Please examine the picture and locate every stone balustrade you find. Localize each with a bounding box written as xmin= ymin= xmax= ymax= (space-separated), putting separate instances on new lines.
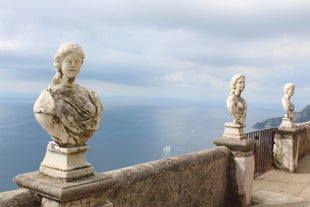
xmin=2 ymin=146 xmax=234 ymax=207
xmin=1 ymin=124 xmax=310 ymax=207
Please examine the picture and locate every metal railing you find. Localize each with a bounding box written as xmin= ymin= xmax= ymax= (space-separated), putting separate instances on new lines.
xmin=247 ymin=127 xmax=276 ymax=178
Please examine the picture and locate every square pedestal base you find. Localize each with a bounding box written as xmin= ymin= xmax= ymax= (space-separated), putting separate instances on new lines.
xmin=40 ymin=141 xmax=94 ymax=181
xmin=223 ymin=122 xmax=246 ymax=140
xmin=279 ymin=117 xmax=294 ymax=128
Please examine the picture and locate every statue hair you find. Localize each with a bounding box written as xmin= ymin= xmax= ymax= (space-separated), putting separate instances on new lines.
xmin=49 ymin=42 xmax=85 ymax=88
xmin=229 ymin=74 xmax=245 ymax=95
xmin=284 ymin=83 xmax=295 ymax=94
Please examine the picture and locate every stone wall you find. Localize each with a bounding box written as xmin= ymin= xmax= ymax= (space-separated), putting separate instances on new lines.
xmin=1 ymin=146 xmax=231 ymax=207
xmin=297 ymin=121 xmax=310 ymax=159
xmin=0 ymin=189 xmax=40 ymax=207
xmin=103 ymin=146 xmax=231 ymax=207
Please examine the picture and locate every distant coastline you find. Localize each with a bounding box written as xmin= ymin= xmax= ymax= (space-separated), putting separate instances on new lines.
xmin=253 ymin=105 xmax=310 ymax=130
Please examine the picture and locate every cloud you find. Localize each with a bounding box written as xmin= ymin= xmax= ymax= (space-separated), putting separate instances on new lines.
xmin=0 ymin=0 xmax=309 ymax=106
xmin=163 ymin=70 xmax=227 ymax=88
xmin=0 ymin=40 xmax=23 ymax=52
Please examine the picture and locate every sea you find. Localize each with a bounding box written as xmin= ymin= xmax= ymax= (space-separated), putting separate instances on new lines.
xmin=0 ymin=96 xmax=283 ymax=191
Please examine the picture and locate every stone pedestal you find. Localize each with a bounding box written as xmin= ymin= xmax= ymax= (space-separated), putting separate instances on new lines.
xmin=39 ymin=141 xmax=94 ymax=181
xmin=214 ymin=124 xmax=256 ymax=207
xmin=223 ymin=122 xmax=247 ymax=140
xmin=273 ymin=127 xmax=299 ymax=172
xmin=279 ymin=117 xmax=294 ymax=128
xmin=14 ymin=171 xmax=114 ymax=206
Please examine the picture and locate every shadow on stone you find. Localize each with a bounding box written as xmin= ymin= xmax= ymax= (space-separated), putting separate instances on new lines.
xmin=296 ymin=154 xmax=310 ymax=174
xmin=223 ymin=153 xmax=243 ymax=207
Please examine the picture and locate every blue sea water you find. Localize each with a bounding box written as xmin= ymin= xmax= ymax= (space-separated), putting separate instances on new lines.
xmin=0 ymin=96 xmax=282 ymax=191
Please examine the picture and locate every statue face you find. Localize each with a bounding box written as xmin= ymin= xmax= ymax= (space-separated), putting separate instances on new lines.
xmin=236 ymin=77 xmax=245 ymax=92
xmin=288 ymin=87 xmax=295 ymax=97
xmin=61 ymin=53 xmax=83 ymax=78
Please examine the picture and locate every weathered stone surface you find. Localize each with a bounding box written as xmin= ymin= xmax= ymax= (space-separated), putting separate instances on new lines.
xmin=223 ymin=122 xmax=247 ymax=140
xmin=34 ymin=42 xmax=103 ymax=147
xmin=235 ymin=155 xmax=255 ymax=205
xmin=0 ymin=189 xmax=41 ymax=207
xmin=41 ymin=196 xmax=113 ymax=207
xmin=103 ymin=146 xmax=231 ymax=207
xmin=213 ymin=136 xmax=256 ymax=153
xmin=14 ymin=172 xmax=115 ymax=203
xmin=39 ymin=141 xmax=94 ymax=181
xmin=226 ymin=74 xmax=247 ymax=125
xmin=13 ymin=147 xmax=232 ymax=207
xmin=296 ymin=122 xmax=310 ymax=158
xmin=280 ymin=117 xmax=294 ymax=128
xmin=274 ymin=127 xmax=301 ymax=172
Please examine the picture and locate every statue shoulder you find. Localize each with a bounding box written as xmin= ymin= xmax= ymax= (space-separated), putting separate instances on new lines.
xmin=90 ymin=89 xmax=103 ymax=114
xmin=78 ymin=85 xmax=103 ymax=114
xmin=226 ymin=94 xmax=237 ymax=106
xmin=33 ymin=89 xmax=55 ymax=114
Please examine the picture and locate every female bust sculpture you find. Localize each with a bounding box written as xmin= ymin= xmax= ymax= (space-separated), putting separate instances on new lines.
xmin=34 ymin=42 xmax=103 ymax=147
xmin=226 ymin=74 xmax=247 ymax=125
xmin=282 ymin=83 xmax=295 ymax=119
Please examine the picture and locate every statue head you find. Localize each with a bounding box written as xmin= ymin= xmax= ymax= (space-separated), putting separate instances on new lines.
xmin=230 ymin=74 xmax=245 ymax=95
xmin=283 ymin=82 xmax=295 ymax=97
xmin=53 ymin=42 xmax=84 ymax=70
xmin=50 ymin=42 xmax=85 ymax=87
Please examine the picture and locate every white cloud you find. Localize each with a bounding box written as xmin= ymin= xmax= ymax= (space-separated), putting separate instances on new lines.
xmin=79 ymin=78 xmax=228 ymax=102
xmin=0 ymin=40 xmax=22 ymax=51
xmin=163 ymin=71 xmax=226 ymax=88
xmin=0 ymin=0 xmax=309 ymax=106
xmin=0 ymin=79 xmax=46 ymax=95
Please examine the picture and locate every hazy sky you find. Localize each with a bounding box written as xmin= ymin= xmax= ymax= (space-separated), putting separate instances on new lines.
xmin=0 ymin=0 xmax=310 ymax=108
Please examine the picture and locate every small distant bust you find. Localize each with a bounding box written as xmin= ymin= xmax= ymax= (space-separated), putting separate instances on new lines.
xmin=226 ymin=74 xmax=247 ymax=125
xmin=33 ymin=42 xmax=103 ymax=147
xmin=282 ymin=83 xmax=295 ymax=119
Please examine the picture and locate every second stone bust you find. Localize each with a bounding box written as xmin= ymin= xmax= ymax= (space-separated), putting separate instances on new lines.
xmin=282 ymin=82 xmax=295 ymax=119
xmin=226 ymin=74 xmax=247 ymax=125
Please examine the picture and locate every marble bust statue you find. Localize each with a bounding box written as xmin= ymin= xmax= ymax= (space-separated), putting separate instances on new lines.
xmin=33 ymin=42 xmax=103 ymax=147
xmin=226 ymin=74 xmax=247 ymax=125
xmin=282 ymin=83 xmax=295 ymax=119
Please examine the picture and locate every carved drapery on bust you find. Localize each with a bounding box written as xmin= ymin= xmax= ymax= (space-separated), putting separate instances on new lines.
xmin=226 ymin=74 xmax=247 ymax=125
xmin=282 ymin=83 xmax=295 ymax=119
xmin=34 ymin=42 xmax=103 ymax=147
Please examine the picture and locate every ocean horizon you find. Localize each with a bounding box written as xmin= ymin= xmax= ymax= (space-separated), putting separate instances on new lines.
xmin=0 ymin=95 xmax=283 ymax=191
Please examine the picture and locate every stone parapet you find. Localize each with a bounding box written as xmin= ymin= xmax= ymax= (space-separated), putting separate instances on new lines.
xmin=103 ymin=146 xmax=231 ymax=207
xmin=12 ymin=147 xmax=231 ymax=207
xmin=0 ymin=189 xmax=41 ymax=207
